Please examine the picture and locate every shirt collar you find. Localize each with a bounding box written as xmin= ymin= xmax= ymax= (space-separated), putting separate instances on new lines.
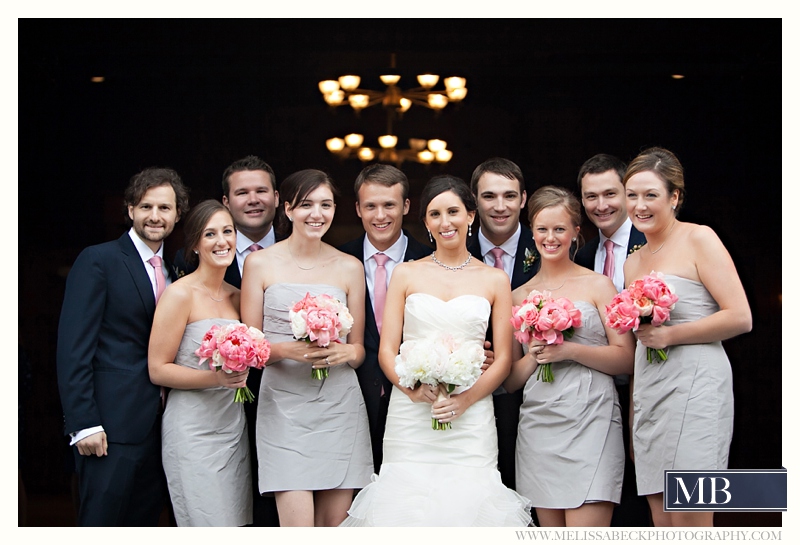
xmin=601 ymin=217 xmax=633 ymax=248
xmin=478 ymin=223 xmax=521 ymax=258
xmin=364 ymin=232 xmax=407 ymax=263
xmin=236 ymin=227 xmax=275 ymax=254
xmin=128 ymin=227 xmax=163 ymax=261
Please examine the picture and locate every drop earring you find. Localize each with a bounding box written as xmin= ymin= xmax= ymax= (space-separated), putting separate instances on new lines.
xmin=468 ymin=224 xmax=472 ymax=237
xmin=428 ymin=230 xmax=433 ymax=243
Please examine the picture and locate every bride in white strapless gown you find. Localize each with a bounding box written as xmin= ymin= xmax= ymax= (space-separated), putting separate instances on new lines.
xmin=341 ymin=174 xmax=532 ymax=527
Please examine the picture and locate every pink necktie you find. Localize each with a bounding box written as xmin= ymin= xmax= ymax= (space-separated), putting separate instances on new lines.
xmin=490 ymin=247 xmax=505 ymax=270
xmin=603 ymin=239 xmax=615 ymax=279
xmin=247 ymin=243 xmax=262 ymax=253
xmin=373 ymin=253 xmax=389 ymax=333
xmin=148 ymin=256 xmax=166 ymax=303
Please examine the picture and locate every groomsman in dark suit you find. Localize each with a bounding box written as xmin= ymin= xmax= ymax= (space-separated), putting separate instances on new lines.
xmin=467 ymin=157 xmax=539 ymax=492
xmin=574 ymin=154 xmax=645 ymax=291
xmin=573 ymin=153 xmax=650 ymax=526
xmin=57 ymin=167 xmax=189 ymax=526
xmin=174 ymin=154 xmax=283 ymax=526
xmin=339 ymin=164 xmax=432 ymax=471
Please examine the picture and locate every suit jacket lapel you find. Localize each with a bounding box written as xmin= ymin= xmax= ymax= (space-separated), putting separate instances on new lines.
xmin=352 ymin=235 xmax=380 ymax=344
xmin=118 ymin=234 xmax=156 ymax=316
xmin=511 ymin=225 xmax=538 ymax=289
xmin=627 ymin=226 xmax=647 ymax=254
xmin=224 ymin=262 xmax=242 ymax=289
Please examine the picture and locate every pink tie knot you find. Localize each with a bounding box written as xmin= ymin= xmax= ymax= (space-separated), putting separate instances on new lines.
xmin=373 ymin=252 xmax=389 ymax=267
xmin=247 ymin=243 xmax=263 ymax=253
xmin=490 ymin=247 xmax=505 ymax=269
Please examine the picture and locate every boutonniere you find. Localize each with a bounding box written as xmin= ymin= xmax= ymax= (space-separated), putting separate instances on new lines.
xmin=628 ymin=244 xmax=644 ymax=256
xmin=174 ymin=265 xmax=186 ymax=279
xmin=523 ymin=247 xmax=538 ymax=273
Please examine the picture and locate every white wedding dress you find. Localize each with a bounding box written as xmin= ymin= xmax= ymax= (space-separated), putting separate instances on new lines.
xmin=341 ymin=293 xmax=532 ymax=527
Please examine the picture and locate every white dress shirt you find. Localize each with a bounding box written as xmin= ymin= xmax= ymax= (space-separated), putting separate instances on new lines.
xmin=363 ymin=233 xmax=408 ymax=314
xmin=592 ymin=218 xmax=634 ymax=386
xmin=593 ymin=218 xmax=634 ymax=293
xmin=477 ymin=224 xmax=521 ymax=282
xmin=236 ymin=228 xmax=276 ymax=275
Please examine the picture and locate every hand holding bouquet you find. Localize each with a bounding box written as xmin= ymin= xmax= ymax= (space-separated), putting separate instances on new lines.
xmin=605 ymin=271 xmax=679 ymax=363
xmin=289 ymin=292 xmax=354 ymax=379
xmin=394 ymin=333 xmax=485 ymax=430
xmin=195 ymin=322 xmax=271 ymax=402
xmin=510 ymin=290 xmax=582 ymax=382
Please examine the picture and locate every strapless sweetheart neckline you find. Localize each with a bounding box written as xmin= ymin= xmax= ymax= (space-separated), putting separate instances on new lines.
xmin=407 ymin=292 xmax=490 ymax=306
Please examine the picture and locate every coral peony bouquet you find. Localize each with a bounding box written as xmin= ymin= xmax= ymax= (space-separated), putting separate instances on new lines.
xmin=289 ymin=292 xmax=354 ymax=379
xmin=510 ymin=290 xmax=582 ymax=383
xmin=605 ymin=271 xmax=679 ymax=363
xmin=195 ymin=322 xmax=271 ymax=402
xmin=394 ymin=333 xmax=486 ymax=430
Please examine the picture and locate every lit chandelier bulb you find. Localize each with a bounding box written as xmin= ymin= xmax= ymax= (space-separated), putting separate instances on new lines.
xmin=427 ymin=94 xmax=448 ymax=110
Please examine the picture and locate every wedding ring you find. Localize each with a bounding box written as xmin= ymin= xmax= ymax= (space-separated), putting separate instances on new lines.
xmin=325 ymin=358 xmax=330 ymax=365
xmin=451 ymin=410 xmax=456 ymax=417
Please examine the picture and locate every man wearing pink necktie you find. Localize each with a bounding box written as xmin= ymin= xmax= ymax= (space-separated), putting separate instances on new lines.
xmin=466 ymin=157 xmax=539 ymax=494
xmin=339 ymin=164 xmax=432 ymax=472
xmin=172 ymin=155 xmax=284 ymax=526
xmin=57 ymin=168 xmax=188 ymax=526
xmin=573 ymin=153 xmax=649 ymax=527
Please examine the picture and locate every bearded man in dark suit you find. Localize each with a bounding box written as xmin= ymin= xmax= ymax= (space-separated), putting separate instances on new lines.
xmin=57 ymin=167 xmax=189 ymax=526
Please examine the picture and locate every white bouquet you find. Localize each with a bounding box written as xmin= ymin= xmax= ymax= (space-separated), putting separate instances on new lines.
xmin=394 ymin=333 xmax=485 ymax=430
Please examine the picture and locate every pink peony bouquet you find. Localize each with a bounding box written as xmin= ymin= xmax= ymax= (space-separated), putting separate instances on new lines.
xmin=395 ymin=332 xmax=486 ymax=430
xmin=510 ymin=290 xmax=582 ymax=383
xmin=289 ymin=292 xmax=354 ymax=380
xmin=605 ymin=271 xmax=679 ymax=363
xmin=195 ymin=322 xmax=271 ymax=402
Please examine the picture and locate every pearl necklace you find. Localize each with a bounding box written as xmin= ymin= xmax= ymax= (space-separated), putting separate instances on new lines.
xmin=431 ymin=252 xmax=472 ymax=271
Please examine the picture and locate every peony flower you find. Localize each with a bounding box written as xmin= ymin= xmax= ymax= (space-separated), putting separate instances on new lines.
xmin=194 ymin=321 xmax=271 ymax=403
xmin=509 ymin=290 xmax=582 ymax=383
xmin=605 ymin=291 xmax=640 ymax=334
xmin=289 ymin=292 xmax=354 ymax=379
xmin=604 ymin=271 xmax=679 ymax=363
xmin=395 ymin=333 xmax=486 ymax=430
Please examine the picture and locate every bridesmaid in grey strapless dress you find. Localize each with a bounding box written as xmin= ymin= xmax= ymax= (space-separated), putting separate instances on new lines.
xmin=632 ymin=275 xmax=734 ymax=495
xmin=161 ymin=318 xmax=253 ymax=526
xmin=516 ymin=301 xmax=625 ymax=509
xmin=256 ymin=283 xmax=373 ymax=493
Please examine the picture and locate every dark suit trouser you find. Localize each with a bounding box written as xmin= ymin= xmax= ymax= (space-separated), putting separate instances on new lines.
xmin=493 ymin=389 xmax=523 ymax=491
xmin=371 ymin=391 xmax=391 ymax=473
xmin=244 ymin=368 xmax=280 ymax=526
xmin=74 ymin=425 xmax=166 ymax=526
xmin=610 ymin=382 xmax=652 ymax=527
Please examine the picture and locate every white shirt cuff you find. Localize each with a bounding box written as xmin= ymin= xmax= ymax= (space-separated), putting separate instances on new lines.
xmin=70 ymin=426 xmax=105 ymax=446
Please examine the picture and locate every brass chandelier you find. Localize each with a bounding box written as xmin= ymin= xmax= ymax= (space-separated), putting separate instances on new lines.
xmin=320 ymin=54 xmax=466 ymax=165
